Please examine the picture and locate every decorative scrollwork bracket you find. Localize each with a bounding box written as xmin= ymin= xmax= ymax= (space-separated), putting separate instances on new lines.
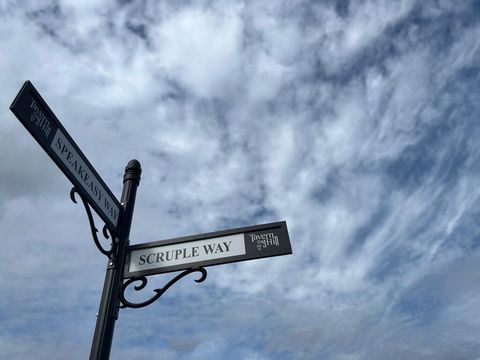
xmin=70 ymin=187 xmax=117 ymax=258
xmin=119 ymin=267 xmax=208 ymax=309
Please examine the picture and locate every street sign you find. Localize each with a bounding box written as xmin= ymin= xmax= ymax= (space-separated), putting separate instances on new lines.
xmin=9 ymin=81 xmax=121 ymax=232
xmin=124 ymin=221 xmax=292 ymax=278
xmin=8 ymin=81 xmax=293 ymax=359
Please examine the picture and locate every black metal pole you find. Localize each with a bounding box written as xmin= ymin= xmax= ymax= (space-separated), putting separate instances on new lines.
xmin=90 ymin=160 xmax=142 ymax=360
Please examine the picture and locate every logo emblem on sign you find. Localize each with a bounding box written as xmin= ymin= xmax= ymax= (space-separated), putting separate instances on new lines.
xmin=249 ymin=233 xmax=280 ymax=251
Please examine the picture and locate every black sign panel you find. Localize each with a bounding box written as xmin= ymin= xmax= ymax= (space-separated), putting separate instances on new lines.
xmin=9 ymin=81 xmax=121 ymax=232
xmin=124 ymin=221 xmax=292 ymax=278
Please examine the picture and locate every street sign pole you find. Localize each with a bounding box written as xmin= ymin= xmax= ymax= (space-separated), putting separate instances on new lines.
xmin=89 ymin=160 xmax=142 ymax=360
xmin=9 ymin=81 xmax=293 ymax=359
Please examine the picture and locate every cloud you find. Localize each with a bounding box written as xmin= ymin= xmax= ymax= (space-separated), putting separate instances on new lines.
xmin=151 ymin=7 xmax=244 ymax=98
xmin=1 ymin=1 xmax=480 ymax=359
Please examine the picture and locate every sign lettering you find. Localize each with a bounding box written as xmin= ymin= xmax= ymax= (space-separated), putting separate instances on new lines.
xmin=51 ymin=130 xmax=119 ymax=225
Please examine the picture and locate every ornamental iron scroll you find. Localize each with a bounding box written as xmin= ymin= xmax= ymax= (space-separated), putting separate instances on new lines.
xmin=119 ymin=267 xmax=208 ymax=309
xmin=70 ymin=187 xmax=117 ymax=257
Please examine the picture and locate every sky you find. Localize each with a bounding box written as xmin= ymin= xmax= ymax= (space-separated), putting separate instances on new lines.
xmin=1 ymin=0 xmax=480 ymax=359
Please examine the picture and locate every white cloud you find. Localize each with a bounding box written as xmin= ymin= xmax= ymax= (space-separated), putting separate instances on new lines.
xmin=151 ymin=7 xmax=244 ymax=98
xmin=343 ymin=1 xmax=414 ymax=53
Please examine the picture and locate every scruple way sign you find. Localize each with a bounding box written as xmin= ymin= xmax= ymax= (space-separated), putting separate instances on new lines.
xmin=125 ymin=221 xmax=292 ymax=278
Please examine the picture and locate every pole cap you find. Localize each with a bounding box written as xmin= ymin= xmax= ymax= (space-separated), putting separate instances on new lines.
xmin=123 ymin=159 xmax=142 ymax=185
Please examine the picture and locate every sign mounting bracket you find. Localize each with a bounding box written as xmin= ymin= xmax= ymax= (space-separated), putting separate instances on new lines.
xmin=119 ymin=267 xmax=207 ymax=309
xmin=70 ymin=187 xmax=118 ymax=258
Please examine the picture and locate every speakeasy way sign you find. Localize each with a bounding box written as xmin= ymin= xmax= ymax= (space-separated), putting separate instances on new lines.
xmin=10 ymin=81 xmax=121 ymax=232
xmin=125 ymin=221 xmax=291 ymax=278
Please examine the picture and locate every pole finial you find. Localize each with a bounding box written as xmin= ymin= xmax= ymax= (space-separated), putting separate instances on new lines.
xmin=123 ymin=159 xmax=142 ymax=185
